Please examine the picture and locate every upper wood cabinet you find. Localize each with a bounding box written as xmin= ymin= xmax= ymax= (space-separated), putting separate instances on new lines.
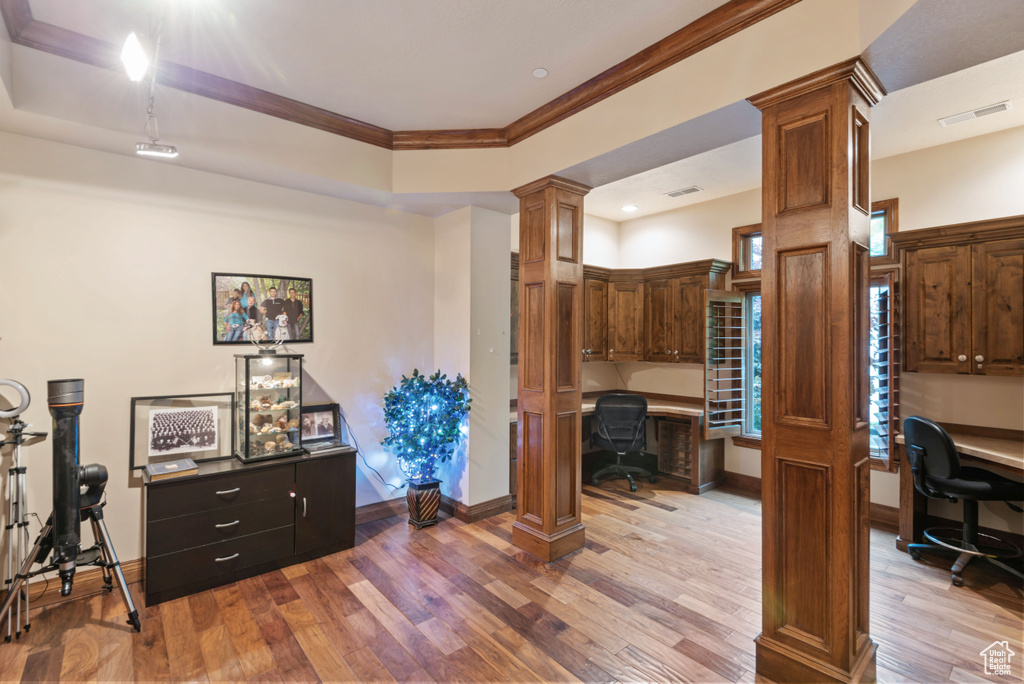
xmin=893 ymin=217 xmax=1024 ymax=376
xmin=641 ymin=262 xmax=729 ymax=364
xmin=583 ymin=278 xmax=608 ymax=361
xmin=608 ymin=280 xmax=645 ymax=361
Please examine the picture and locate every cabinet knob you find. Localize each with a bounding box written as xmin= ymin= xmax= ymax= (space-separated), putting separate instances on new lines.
xmin=957 ymin=355 xmax=967 ymax=362
xmin=975 ymin=355 xmax=984 ymax=362
xmin=674 ymin=350 xmax=679 ymax=355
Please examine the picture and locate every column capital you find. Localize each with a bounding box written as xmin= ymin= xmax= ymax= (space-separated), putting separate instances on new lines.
xmin=512 ymin=175 xmax=592 ymax=199
xmin=748 ymin=57 xmax=886 ymax=110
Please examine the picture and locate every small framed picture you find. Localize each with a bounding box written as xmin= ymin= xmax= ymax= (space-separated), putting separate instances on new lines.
xmin=130 ymin=393 xmax=234 ymax=471
xmin=212 ymin=273 xmax=313 ymax=345
xmin=300 ymin=403 xmax=342 ymax=448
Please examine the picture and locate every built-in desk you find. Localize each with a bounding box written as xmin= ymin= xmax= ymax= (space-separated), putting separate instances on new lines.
xmin=509 ymin=394 xmax=723 ymax=494
xmin=895 ymin=430 xmax=1024 ymax=551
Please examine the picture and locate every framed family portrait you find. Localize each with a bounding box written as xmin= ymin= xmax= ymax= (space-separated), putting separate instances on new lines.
xmin=129 ymin=393 xmax=234 ymax=471
xmin=212 ymin=272 xmax=313 ymax=345
xmin=300 ymin=403 xmax=343 ymax=449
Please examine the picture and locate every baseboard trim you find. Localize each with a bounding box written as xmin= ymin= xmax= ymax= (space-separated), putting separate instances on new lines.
xmin=440 ymin=493 xmax=516 ymax=523
xmin=355 ymin=497 xmax=407 ymax=526
xmin=2 ymin=557 xmax=144 ymax=612
xmin=870 ymin=503 xmax=899 ymax=532
xmin=724 ymin=471 xmax=762 ymax=494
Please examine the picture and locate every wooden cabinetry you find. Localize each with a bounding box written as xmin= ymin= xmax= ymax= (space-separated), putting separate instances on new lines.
xmin=894 ymin=217 xmax=1024 ymax=376
xmin=510 ymin=254 xmax=731 ymax=365
xmin=656 ymin=415 xmax=724 ymax=494
xmin=641 ymin=262 xmax=729 ymax=364
xmin=143 ymin=447 xmax=356 ymax=605
xmin=583 ymin=278 xmax=608 ymax=361
xmin=608 ymin=280 xmax=645 ymax=361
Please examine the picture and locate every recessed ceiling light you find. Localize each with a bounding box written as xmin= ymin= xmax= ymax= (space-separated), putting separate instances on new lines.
xmin=121 ymin=32 xmax=149 ymax=82
xmin=532 ymin=68 xmax=548 ymax=79
xmin=621 ymin=204 xmax=639 ymax=212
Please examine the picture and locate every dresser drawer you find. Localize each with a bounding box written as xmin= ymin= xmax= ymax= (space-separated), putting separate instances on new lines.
xmin=147 ymin=464 xmax=293 ymax=520
xmin=146 ymin=496 xmax=293 ymax=557
xmin=147 ymin=525 xmax=293 ymax=592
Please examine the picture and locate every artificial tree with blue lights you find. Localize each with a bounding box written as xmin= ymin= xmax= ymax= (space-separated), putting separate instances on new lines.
xmin=381 ymin=369 xmax=471 ymax=484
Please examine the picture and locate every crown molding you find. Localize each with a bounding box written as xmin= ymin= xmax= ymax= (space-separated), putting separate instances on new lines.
xmin=888 ymin=214 xmax=1024 ymax=251
xmin=747 ymin=57 xmax=887 ymax=110
xmin=2 ymin=0 xmax=801 ymax=152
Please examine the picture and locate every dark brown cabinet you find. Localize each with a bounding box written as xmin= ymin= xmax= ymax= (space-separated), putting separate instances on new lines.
xmin=644 ymin=279 xmax=675 ymax=362
xmin=608 ymin=280 xmax=645 ymax=361
xmin=896 ymin=219 xmax=1024 ymax=376
xmin=583 ymin=278 xmax=608 ymax=361
xmin=143 ymin=447 xmax=356 ymax=605
xmin=656 ymin=415 xmax=725 ymax=494
xmin=641 ymin=263 xmax=729 ymax=364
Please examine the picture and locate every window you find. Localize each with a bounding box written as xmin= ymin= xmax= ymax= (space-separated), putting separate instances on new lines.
xmin=731 ymin=223 xmax=762 ymax=280
xmin=704 ymin=290 xmax=745 ymax=439
xmin=869 ymin=198 xmax=899 ymax=264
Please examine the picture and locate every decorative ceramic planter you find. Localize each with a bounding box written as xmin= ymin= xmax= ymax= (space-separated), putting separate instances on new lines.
xmin=406 ymin=478 xmax=442 ymax=529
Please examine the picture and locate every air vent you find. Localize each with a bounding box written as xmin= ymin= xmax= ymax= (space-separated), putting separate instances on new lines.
xmin=938 ymin=101 xmax=1012 ymax=127
xmin=666 ymin=185 xmax=702 ymax=198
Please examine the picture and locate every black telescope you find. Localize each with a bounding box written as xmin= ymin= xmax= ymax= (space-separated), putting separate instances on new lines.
xmin=48 ymin=378 xmax=84 ymax=596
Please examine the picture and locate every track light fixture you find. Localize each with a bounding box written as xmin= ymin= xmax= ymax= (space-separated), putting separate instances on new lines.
xmin=128 ymin=13 xmax=178 ymax=159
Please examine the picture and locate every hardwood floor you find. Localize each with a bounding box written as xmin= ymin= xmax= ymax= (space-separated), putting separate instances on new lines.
xmin=2 ymin=479 xmax=1021 ymax=682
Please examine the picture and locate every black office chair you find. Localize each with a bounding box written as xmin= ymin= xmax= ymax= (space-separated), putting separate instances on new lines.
xmin=590 ymin=394 xmax=657 ymax=492
xmin=903 ymin=416 xmax=1024 ymax=587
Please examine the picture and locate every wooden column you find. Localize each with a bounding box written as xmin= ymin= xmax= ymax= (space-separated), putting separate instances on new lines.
xmin=511 ymin=175 xmax=590 ymax=562
xmin=748 ymin=58 xmax=885 ymax=683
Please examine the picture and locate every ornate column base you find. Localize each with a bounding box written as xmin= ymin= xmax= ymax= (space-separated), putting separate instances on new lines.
xmin=512 ymin=522 xmax=584 ymax=562
xmin=756 ymin=636 xmax=877 ymax=683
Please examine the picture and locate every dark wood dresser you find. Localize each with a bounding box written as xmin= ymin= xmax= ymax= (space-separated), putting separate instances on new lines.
xmin=143 ymin=446 xmax=356 ymax=605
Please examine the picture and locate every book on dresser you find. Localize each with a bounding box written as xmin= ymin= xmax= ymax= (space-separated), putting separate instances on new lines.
xmin=145 ymin=457 xmax=198 ymax=481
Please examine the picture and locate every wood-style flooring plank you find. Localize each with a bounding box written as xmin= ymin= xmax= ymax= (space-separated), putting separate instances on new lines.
xmin=212 ymin=584 xmax=277 ymax=680
xmin=5 ymin=483 xmax=1020 ymax=684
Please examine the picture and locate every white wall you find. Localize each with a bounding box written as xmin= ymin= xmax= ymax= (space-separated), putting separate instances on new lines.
xmin=0 ymin=131 xmax=435 ymax=561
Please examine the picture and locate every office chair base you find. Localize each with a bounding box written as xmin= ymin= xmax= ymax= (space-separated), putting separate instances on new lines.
xmin=909 ymin=528 xmax=1024 ymax=587
xmin=591 ymin=463 xmax=656 ymax=492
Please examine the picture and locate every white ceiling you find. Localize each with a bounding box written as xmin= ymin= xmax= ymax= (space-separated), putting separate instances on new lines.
xmin=586 ymin=48 xmax=1024 ymax=221
xmin=30 ymin=0 xmax=730 ymax=131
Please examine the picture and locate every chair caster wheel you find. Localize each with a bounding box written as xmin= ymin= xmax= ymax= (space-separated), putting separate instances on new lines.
xmin=629 ymin=482 xmax=637 ymax=492
xmin=648 ymin=475 xmax=656 ymax=484
xmin=952 ymin=575 xmax=964 ymax=587
xmin=909 ymin=549 xmax=922 ymax=560
xmin=591 ymin=478 xmax=600 ymax=487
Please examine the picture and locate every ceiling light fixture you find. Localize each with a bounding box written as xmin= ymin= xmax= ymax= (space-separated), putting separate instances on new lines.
xmin=130 ymin=14 xmax=178 ymax=160
xmin=621 ymin=204 xmax=639 ymax=212
xmin=532 ymin=68 xmax=548 ymax=78
xmin=120 ymin=32 xmax=149 ymax=82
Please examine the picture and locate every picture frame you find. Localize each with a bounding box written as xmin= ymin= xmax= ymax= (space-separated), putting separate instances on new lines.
xmin=300 ymin=402 xmax=343 ymax=448
xmin=212 ymin=272 xmax=313 ymax=345
xmin=129 ymin=393 xmax=234 ymax=471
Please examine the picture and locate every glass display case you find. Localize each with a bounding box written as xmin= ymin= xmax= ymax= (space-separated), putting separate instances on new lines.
xmin=234 ymin=352 xmax=303 ymax=461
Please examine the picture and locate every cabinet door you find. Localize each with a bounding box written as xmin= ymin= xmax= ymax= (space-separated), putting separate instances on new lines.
xmin=608 ymin=281 xmax=644 ymax=361
xmin=905 ymin=245 xmax=971 ymax=374
xmin=583 ymin=279 xmax=608 ymax=361
xmin=295 ymin=455 xmax=355 ymax=555
xmin=676 ymin=276 xmax=706 ymax=364
xmin=972 ymin=238 xmax=1024 ymax=376
xmin=644 ymin=279 xmax=676 ymax=362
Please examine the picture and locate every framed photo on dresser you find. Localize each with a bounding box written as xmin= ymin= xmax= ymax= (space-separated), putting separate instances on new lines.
xmin=212 ymin=272 xmax=313 ymax=345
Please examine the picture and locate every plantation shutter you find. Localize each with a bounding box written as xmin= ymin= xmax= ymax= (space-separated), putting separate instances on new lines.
xmin=870 ymin=270 xmax=901 ymax=471
xmin=704 ymin=289 xmax=746 ymax=439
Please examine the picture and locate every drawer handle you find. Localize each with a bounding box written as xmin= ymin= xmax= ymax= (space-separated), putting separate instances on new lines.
xmin=215 ymin=520 xmax=240 ymax=529
xmin=215 ymin=488 xmax=240 ymax=496
xmin=215 ymin=553 xmax=240 ymax=562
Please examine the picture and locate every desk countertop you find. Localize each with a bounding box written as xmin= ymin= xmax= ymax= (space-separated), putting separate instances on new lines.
xmin=510 ymin=398 xmax=703 ymax=423
xmin=895 ymin=432 xmax=1024 ymax=471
